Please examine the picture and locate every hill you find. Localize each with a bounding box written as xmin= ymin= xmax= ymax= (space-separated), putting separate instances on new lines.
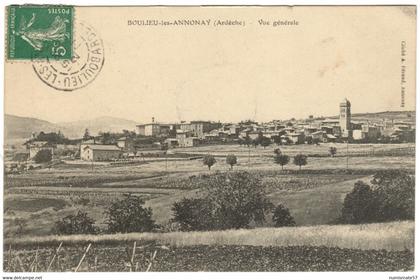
xmin=56 ymin=116 xmax=138 ymax=138
xmin=5 ymin=114 xmax=58 ymax=140
xmin=325 ymin=110 xmax=415 ymax=122
xmin=5 ymin=114 xmax=138 ymax=142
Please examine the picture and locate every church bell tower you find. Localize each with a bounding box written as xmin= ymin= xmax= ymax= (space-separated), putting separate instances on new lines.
xmin=339 ymin=98 xmax=352 ymax=139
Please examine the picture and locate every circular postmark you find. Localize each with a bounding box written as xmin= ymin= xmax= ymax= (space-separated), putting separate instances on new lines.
xmin=32 ymin=22 xmax=104 ymax=91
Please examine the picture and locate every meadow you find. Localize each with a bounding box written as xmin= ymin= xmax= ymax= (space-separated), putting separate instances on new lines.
xmin=4 ymin=143 xmax=415 ymax=237
xmin=3 ymin=142 xmax=415 ymax=271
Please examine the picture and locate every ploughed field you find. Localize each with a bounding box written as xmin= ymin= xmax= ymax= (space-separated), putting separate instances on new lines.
xmin=4 ymin=244 xmax=413 ymax=272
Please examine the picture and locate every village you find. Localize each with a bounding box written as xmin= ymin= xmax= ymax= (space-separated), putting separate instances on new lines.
xmin=9 ymin=98 xmax=413 ymax=168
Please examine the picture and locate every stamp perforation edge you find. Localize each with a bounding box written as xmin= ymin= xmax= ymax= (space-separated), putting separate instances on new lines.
xmin=4 ymin=4 xmax=76 ymax=63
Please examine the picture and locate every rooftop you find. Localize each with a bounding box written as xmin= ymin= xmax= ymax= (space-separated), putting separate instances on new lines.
xmin=83 ymin=145 xmax=122 ymax=151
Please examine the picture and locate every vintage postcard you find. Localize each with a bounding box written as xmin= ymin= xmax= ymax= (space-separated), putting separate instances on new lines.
xmin=2 ymin=4 xmax=416 ymax=275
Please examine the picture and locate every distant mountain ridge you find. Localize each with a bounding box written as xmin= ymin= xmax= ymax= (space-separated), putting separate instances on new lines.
xmin=5 ymin=115 xmax=58 ymax=141
xmin=5 ymin=114 xmax=138 ymax=141
xmin=56 ymin=116 xmax=138 ymax=139
xmin=326 ymin=110 xmax=415 ymax=122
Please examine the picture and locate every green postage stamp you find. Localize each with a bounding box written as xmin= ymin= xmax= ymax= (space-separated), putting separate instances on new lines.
xmin=7 ymin=5 xmax=74 ymax=60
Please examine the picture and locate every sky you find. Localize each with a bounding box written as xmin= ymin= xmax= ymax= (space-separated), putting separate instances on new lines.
xmin=5 ymin=6 xmax=416 ymax=124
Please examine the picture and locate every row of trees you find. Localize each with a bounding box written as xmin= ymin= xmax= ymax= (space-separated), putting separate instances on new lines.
xmin=25 ymin=131 xmax=76 ymax=145
xmin=203 ymin=147 xmax=339 ymax=171
xmin=238 ymin=136 xmax=275 ymax=148
xmin=203 ymin=152 xmax=309 ymax=170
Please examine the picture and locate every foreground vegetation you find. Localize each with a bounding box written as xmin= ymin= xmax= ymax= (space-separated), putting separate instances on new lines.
xmin=3 ymin=222 xmax=414 ymax=272
xmin=4 ymin=244 xmax=413 ymax=272
xmin=6 ymin=221 xmax=413 ymax=252
xmin=4 ymin=221 xmax=414 ymax=272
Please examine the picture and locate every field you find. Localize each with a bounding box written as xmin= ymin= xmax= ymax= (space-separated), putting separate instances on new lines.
xmin=4 ymin=221 xmax=414 ymax=272
xmin=4 ymin=143 xmax=415 ymax=236
xmin=3 ymin=142 xmax=415 ymax=271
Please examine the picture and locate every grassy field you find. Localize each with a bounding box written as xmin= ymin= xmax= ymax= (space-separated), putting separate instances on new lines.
xmin=3 ymin=143 xmax=415 ymax=272
xmin=4 ymin=221 xmax=414 ymax=272
xmin=172 ymin=142 xmax=415 ymax=157
xmin=6 ymin=221 xmax=413 ymax=251
xmin=4 ymin=143 xmax=415 ymax=237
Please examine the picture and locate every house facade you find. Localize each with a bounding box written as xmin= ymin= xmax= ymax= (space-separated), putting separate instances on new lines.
xmin=80 ymin=144 xmax=123 ymax=161
xmin=26 ymin=141 xmax=55 ymax=159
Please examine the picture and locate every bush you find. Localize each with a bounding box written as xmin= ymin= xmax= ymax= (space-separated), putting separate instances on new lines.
xmin=105 ymin=194 xmax=156 ymax=233
xmin=205 ymin=172 xmax=274 ymax=229
xmin=171 ymin=198 xmax=216 ymax=231
xmin=329 ymin=147 xmax=337 ymax=157
xmin=33 ymin=149 xmax=52 ymax=163
xmin=54 ymin=211 xmax=97 ymax=235
xmin=272 ymin=204 xmax=296 ymax=227
xmin=340 ymin=181 xmax=378 ymax=224
xmin=340 ymin=170 xmax=414 ymax=224
xmin=172 ymin=172 xmax=274 ymax=231
xmin=371 ymin=170 xmax=414 ymax=221
xmin=203 ymin=154 xmax=216 ymax=170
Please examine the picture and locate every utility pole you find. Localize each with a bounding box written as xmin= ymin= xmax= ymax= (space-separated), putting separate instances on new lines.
xmin=248 ymin=145 xmax=251 ymax=169
xmin=346 ymin=140 xmax=349 ymax=170
xmin=163 ymin=143 xmax=169 ymax=174
xmin=165 ymin=151 xmax=168 ymax=173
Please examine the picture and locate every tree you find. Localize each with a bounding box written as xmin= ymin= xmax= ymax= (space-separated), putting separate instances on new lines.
xmin=274 ymin=154 xmax=290 ymax=170
xmin=226 ymin=154 xmax=237 ymax=170
xmin=260 ymin=137 xmax=271 ymax=149
xmin=105 ymin=194 xmax=156 ymax=233
xmin=99 ymin=132 xmax=114 ymax=145
xmin=329 ymin=147 xmax=337 ymax=157
xmin=252 ymin=138 xmax=260 ymax=148
xmin=293 ymin=154 xmax=308 ymax=170
xmin=83 ymin=128 xmax=91 ymax=141
xmin=171 ymin=172 xmax=274 ymax=231
xmin=340 ymin=181 xmax=378 ymax=224
xmin=33 ymin=149 xmax=52 ymax=163
xmin=274 ymin=148 xmax=281 ymax=155
xmin=244 ymin=136 xmax=252 ymax=147
xmin=371 ymin=170 xmax=414 ymax=221
xmin=272 ymin=204 xmax=296 ymax=227
xmin=339 ymin=171 xmax=414 ymax=224
xmin=171 ymin=198 xmax=216 ymax=231
xmin=202 ymin=172 xmax=273 ymax=229
xmin=54 ymin=211 xmax=97 ymax=235
xmin=273 ymin=136 xmax=282 ymax=146
xmin=203 ymin=154 xmax=216 ymax=170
